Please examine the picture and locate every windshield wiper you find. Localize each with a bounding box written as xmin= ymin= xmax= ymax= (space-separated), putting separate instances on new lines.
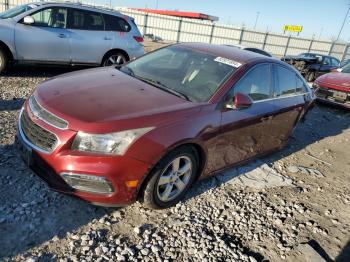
xmin=134 ymin=76 xmax=192 ymax=101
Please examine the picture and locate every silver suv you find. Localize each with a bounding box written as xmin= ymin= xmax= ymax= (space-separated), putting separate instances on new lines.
xmin=0 ymin=2 xmax=144 ymax=73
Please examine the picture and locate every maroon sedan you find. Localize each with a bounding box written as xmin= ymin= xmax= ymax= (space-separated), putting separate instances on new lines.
xmin=16 ymin=43 xmax=314 ymax=208
xmin=314 ymin=63 xmax=350 ymax=109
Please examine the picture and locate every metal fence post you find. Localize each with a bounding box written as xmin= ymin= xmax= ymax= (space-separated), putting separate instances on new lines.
xmin=239 ymin=27 xmax=244 ymax=44
xmin=4 ymin=0 xmax=9 ymax=10
xmin=209 ymin=23 xmax=215 ymax=44
xmin=341 ymin=44 xmax=349 ymax=61
xmin=284 ymin=35 xmax=291 ymax=56
xmin=328 ymin=41 xmax=335 ymax=55
xmin=143 ymin=14 xmax=148 ymax=35
xmin=262 ymin=32 xmax=268 ymax=50
xmin=307 ymin=38 xmax=314 ymax=52
xmin=176 ymin=19 xmax=183 ymax=43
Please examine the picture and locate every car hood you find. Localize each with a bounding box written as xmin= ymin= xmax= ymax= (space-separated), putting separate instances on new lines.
xmin=316 ymin=72 xmax=350 ymax=90
xmin=34 ymin=67 xmax=201 ymax=133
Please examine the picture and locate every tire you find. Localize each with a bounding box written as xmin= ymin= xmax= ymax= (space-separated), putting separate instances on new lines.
xmin=306 ymin=71 xmax=315 ymax=82
xmin=0 ymin=48 xmax=8 ymax=74
xmin=142 ymin=146 xmax=199 ymax=209
xmin=102 ymin=52 xmax=127 ymax=67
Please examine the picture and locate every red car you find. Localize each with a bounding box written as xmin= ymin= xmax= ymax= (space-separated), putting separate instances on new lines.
xmin=314 ymin=63 xmax=350 ymax=109
xmin=16 ymin=43 xmax=314 ymax=208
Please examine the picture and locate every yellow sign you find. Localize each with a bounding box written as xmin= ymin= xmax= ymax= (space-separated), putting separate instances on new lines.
xmin=283 ymin=25 xmax=303 ymax=33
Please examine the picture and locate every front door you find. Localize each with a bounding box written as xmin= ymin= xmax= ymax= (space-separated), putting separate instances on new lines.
xmin=67 ymin=8 xmax=112 ymax=65
xmin=212 ymin=64 xmax=278 ymax=171
xmin=15 ymin=7 xmax=70 ymax=63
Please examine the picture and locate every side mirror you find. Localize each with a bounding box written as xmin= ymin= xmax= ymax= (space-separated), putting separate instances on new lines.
xmin=226 ymin=92 xmax=253 ymax=110
xmin=23 ymin=16 xmax=34 ymax=25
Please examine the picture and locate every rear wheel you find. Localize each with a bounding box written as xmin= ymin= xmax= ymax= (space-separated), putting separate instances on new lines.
xmin=102 ymin=52 xmax=127 ymax=67
xmin=0 ymin=48 xmax=8 ymax=73
xmin=142 ymin=146 xmax=199 ymax=209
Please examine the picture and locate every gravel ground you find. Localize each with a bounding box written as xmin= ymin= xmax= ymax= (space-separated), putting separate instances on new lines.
xmin=1 ymin=43 xmax=350 ymax=262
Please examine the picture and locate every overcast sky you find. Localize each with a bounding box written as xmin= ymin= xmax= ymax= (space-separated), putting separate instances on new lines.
xmin=97 ymin=0 xmax=350 ymax=42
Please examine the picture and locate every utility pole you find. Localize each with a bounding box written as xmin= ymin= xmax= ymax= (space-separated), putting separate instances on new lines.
xmin=156 ymin=0 xmax=159 ymax=9
xmin=336 ymin=3 xmax=350 ymax=42
xmin=254 ymin=11 xmax=260 ymax=29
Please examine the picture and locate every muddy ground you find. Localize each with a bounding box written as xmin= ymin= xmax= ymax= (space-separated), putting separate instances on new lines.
xmin=0 ymin=41 xmax=349 ymax=261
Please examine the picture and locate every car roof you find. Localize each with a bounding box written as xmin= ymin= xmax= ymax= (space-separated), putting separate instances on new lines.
xmin=29 ymin=1 xmax=125 ymax=17
xmin=177 ymin=42 xmax=276 ymax=65
xmin=224 ymin=44 xmax=245 ymax=49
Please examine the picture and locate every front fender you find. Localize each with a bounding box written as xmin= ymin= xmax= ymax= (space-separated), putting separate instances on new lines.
xmin=0 ymin=19 xmax=16 ymax=58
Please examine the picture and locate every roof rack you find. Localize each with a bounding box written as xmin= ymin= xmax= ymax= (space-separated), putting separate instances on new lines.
xmin=41 ymin=1 xmax=124 ymax=15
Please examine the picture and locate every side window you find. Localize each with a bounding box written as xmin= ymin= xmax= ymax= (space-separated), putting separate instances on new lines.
xmin=85 ymin=11 xmax=104 ymax=30
xmin=331 ymin=58 xmax=339 ymax=67
xmin=31 ymin=7 xmax=67 ymax=28
xmin=68 ymin=9 xmax=104 ymax=30
xmin=274 ymin=66 xmax=297 ymax=97
xmin=104 ymin=14 xmax=131 ymax=32
xmin=234 ymin=64 xmax=272 ymax=101
xmin=323 ymin=57 xmax=331 ymax=65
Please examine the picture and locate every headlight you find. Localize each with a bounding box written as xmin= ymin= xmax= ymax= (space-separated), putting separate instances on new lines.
xmin=71 ymin=127 xmax=153 ymax=155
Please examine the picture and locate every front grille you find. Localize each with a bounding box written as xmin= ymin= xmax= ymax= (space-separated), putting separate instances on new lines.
xmin=315 ymin=87 xmax=333 ymax=98
xmin=20 ymin=110 xmax=58 ymax=152
xmin=316 ymin=86 xmax=350 ymax=104
xmin=29 ymin=96 xmax=68 ymax=129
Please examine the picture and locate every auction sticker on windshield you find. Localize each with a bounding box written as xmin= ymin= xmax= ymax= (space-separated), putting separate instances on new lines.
xmin=214 ymin=57 xmax=242 ymax=68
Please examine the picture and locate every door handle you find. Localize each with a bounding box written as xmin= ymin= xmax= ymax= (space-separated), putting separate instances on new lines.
xmin=58 ymin=33 xmax=66 ymax=38
xmin=104 ymin=36 xmax=112 ymax=40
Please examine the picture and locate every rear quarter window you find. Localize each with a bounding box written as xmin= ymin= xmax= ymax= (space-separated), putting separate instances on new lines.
xmin=104 ymin=14 xmax=131 ymax=32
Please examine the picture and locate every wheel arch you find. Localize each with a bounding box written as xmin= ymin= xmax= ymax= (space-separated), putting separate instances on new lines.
xmin=101 ymin=48 xmax=130 ymax=65
xmin=0 ymin=40 xmax=14 ymax=61
xmin=136 ymin=140 xmax=207 ymax=202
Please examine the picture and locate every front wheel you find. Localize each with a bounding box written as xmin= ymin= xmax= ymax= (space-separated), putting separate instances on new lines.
xmin=102 ymin=52 xmax=127 ymax=67
xmin=142 ymin=146 xmax=199 ymax=209
xmin=0 ymin=48 xmax=8 ymax=73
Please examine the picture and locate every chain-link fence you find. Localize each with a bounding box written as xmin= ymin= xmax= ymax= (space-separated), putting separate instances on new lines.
xmin=1 ymin=0 xmax=350 ymax=60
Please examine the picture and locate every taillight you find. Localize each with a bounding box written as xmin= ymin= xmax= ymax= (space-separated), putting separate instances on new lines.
xmin=133 ymin=36 xmax=144 ymax=43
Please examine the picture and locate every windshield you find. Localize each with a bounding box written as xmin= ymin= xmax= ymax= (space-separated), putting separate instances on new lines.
xmin=121 ymin=46 xmax=237 ymax=102
xmin=0 ymin=4 xmax=35 ymax=19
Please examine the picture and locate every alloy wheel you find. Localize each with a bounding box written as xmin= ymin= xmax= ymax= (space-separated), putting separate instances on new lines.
xmin=104 ymin=54 xmax=126 ymax=66
xmin=156 ymin=156 xmax=193 ymax=202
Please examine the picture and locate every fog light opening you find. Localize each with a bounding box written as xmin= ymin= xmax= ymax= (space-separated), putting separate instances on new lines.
xmin=61 ymin=173 xmax=114 ymax=195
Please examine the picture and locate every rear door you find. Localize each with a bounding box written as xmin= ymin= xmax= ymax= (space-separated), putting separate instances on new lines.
xmin=103 ymin=14 xmax=131 ymax=50
xmin=15 ymin=6 xmax=70 ymax=63
xmin=268 ymin=64 xmax=308 ymax=146
xmin=67 ymin=8 xmax=112 ymax=64
xmin=213 ymin=64 xmax=278 ymax=170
